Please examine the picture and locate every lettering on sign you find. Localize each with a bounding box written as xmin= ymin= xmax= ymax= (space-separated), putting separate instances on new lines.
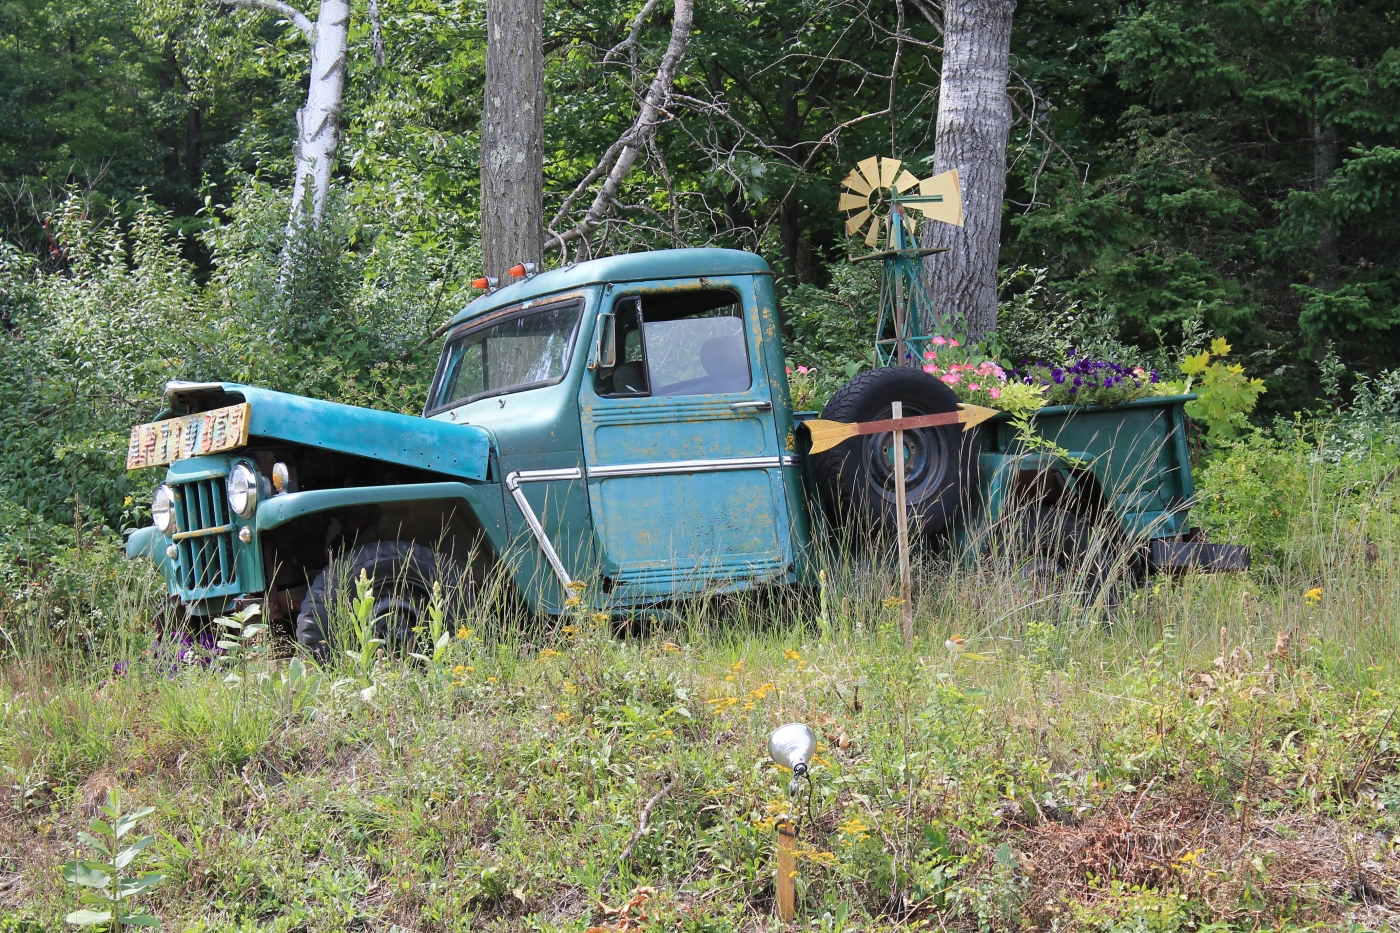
xmin=126 ymin=403 xmax=251 ymax=470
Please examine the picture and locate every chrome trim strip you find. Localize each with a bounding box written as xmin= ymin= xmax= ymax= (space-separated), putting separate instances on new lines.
xmin=588 ymin=455 xmax=798 ymax=479
xmin=503 ymin=467 xmax=583 ymax=588
xmin=171 ymin=523 xmax=233 ymax=542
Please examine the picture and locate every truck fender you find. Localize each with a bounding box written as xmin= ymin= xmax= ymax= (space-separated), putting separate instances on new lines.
xmin=256 ymin=482 xmax=508 ymax=558
xmin=125 ymin=524 xmax=175 ymax=577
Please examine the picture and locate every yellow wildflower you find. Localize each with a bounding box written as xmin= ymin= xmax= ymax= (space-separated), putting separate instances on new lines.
xmin=731 ymin=660 xmax=744 ymax=672
xmin=564 ymin=596 xmax=582 ymax=608
xmin=536 ymin=648 xmax=562 ymax=661
xmin=562 ymin=681 xmax=578 ymax=695
xmin=566 ymin=580 xmax=587 ymax=591
xmin=456 ymin=626 xmax=475 ymax=640
xmin=662 ymin=642 xmax=681 ymax=653
xmin=783 ymin=648 xmax=801 ymax=662
xmin=555 ymin=711 xmax=573 ymax=724
xmin=1304 ymin=587 xmax=1323 ymax=605
xmin=591 ymin=612 xmax=611 ymax=624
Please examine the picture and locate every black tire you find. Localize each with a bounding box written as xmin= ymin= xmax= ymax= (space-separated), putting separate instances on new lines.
xmin=1004 ymin=505 xmax=1128 ymax=612
xmin=294 ymin=541 xmax=466 ymax=659
xmin=812 ymin=366 xmax=973 ymax=537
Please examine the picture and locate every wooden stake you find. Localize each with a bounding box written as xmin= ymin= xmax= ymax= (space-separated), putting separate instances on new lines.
xmin=892 ymin=400 xmax=913 ymax=649
xmin=775 ymin=820 xmax=797 ymax=921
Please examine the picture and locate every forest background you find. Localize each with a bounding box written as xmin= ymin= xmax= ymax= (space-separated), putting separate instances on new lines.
xmin=1 ymin=0 xmax=1400 ymax=565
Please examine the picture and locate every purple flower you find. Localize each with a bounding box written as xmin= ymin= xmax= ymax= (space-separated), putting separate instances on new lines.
xmin=1052 ymin=369 xmax=1065 ymax=384
xmin=1073 ymin=376 xmax=1083 ymax=387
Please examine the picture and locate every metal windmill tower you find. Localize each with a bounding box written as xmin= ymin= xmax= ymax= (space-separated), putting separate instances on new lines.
xmin=838 ymin=156 xmax=964 ymax=367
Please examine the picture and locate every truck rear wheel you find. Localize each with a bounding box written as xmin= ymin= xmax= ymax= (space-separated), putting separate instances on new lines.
xmin=1004 ymin=505 xmax=1129 ymax=612
xmin=813 ymin=366 xmax=973 ymax=538
xmin=294 ymin=541 xmax=466 ymax=659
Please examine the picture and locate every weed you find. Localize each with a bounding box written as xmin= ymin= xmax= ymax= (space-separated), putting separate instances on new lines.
xmin=61 ymin=788 xmax=164 ymax=930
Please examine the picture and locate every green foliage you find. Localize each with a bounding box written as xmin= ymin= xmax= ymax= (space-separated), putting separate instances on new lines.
xmin=343 ymin=569 xmax=384 ymax=687
xmin=1167 ymin=338 xmax=1266 ymax=441
xmin=213 ymin=605 xmax=268 ymax=685
xmin=1194 ymin=408 xmax=1400 ymax=569
xmin=62 ymin=788 xmax=164 ymax=930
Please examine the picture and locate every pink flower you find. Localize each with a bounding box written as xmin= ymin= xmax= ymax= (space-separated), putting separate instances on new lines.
xmin=923 ymin=364 xmax=937 ymax=374
xmin=785 ymin=366 xmax=792 ymax=375
xmin=923 ymin=351 xmax=935 ymax=360
xmin=969 ymin=383 xmax=980 ymax=391
xmin=948 ymin=339 xmax=960 ymax=348
xmin=797 ymin=365 xmax=812 ymax=375
xmin=990 ymin=386 xmax=1001 ymax=399
xmin=941 ymin=372 xmax=960 ymax=385
xmin=932 ymin=336 xmax=947 ymax=346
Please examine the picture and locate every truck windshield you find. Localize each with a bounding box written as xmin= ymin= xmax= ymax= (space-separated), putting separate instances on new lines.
xmin=431 ymin=300 xmax=582 ymax=410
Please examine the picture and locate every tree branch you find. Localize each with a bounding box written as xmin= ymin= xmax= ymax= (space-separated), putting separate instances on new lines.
xmin=545 ymin=0 xmax=694 ymax=253
xmin=215 ymin=0 xmax=314 ymax=38
xmin=602 ymin=0 xmax=663 ymax=66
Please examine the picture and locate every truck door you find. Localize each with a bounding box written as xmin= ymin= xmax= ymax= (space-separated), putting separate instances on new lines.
xmin=578 ymin=278 xmax=796 ymax=599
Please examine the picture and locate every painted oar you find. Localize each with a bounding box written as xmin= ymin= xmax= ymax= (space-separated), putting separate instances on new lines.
xmin=802 ymin=403 xmax=1001 ymax=454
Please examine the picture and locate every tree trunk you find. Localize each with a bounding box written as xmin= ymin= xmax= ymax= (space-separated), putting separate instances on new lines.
xmin=482 ymin=0 xmax=544 ymax=282
xmin=920 ymin=0 xmax=1015 ymax=345
xmin=216 ymin=0 xmax=349 ymax=243
xmin=289 ymin=0 xmax=349 ymax=233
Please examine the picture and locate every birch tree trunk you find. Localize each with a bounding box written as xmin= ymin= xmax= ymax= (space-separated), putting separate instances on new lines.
xmin=920 ymin=0 xmax=1015 ymax=344
xmin=290 ymin=0 xmax=350 ymax=233
xmin=217 ymin=0 xmax=349 ymax=241
xmin=482 ymin=0 xmax=544 ymax=281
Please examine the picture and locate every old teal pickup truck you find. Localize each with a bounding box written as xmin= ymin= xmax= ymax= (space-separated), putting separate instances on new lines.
xmin=125 ymin=248 xmax=1244 ymax=651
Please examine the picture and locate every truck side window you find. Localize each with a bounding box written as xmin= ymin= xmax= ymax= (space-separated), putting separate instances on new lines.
xmin=643 ymin=290 xmax=750 ymax=396
xmin=596 ymin=298 xmax=649 ymax=396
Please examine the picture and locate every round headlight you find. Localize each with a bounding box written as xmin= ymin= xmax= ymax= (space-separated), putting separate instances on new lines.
xmin=227 ymin=463 xmax=260 ymax=519
xmin=151 ymin=485 xmax=176 ymax=535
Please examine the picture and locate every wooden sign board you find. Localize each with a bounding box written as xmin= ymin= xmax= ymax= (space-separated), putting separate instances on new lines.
xmin=126 ymin=403 xmax=251 ymax=470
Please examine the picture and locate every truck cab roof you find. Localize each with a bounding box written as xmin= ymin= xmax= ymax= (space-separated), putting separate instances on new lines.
xmin=445 ymin=248 xmax=773 ymax=330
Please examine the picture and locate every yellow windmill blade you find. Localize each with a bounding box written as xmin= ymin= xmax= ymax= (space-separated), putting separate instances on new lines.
xmin=878 ymin=157 xmax=902 ymax=188
xmin=893 ymin=169 xmax=920 ymax=193
xmin=845 ymin=208 xmax=873 ymax=237
xmin=841 ymin=168 xmax=873 ymax=197
xmin=864 ymin=213 xmax=883 ymax=248
xmin=856 ymin=156 xmax=882 ymax=190
xmin=838 ymin=191 xmax=869 ymax=211
xmin=918 ymin=168 xmax=964 ymax=227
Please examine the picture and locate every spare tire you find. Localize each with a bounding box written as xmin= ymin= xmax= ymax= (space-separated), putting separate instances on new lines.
xmin=812 ymin=366 xmax=974 ymax=537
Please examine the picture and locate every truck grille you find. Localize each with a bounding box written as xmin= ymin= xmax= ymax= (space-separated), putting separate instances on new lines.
xmin=172 ymin=477 xmax=238 ymax=593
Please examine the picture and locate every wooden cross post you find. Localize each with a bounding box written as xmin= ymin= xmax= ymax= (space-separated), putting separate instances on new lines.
xmin=775 ymin=820 xmax=797 ymax=921
xmin=892 ymin=401 xmax=913 ymax=649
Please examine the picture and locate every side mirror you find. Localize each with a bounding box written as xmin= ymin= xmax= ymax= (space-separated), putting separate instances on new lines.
xmin=594 ymin=312 xmax=617 ymax=372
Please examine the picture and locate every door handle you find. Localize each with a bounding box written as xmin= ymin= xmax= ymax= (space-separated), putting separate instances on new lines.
xmin=731 ymin=400 xmax=773 ymax=411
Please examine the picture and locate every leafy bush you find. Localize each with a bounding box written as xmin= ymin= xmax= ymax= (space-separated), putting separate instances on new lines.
xmin=1194 ymin=412 xmax=1399 ymax=568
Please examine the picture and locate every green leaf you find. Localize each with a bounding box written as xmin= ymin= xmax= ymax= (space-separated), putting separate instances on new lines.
xmin=64 ymin=909 xmax=113 ymax=926
xmin=76 ymin=831 xmax=112 ymax=855
xmin=122 ymin=915 xmax=161 ymax=928
xmin=118 ymin=872 xmax=164 ymax=897
xmin=63 ymin=860 xmax=112 ymax=889
xmin=113 ymin=809 xmax=155 ymax=837
xmin=113 ymin=836 xmax=153 ymax=869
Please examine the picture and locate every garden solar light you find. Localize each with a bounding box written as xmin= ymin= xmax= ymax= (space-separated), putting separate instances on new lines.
xmin=768 ymin=722 xmax=816 ymax=796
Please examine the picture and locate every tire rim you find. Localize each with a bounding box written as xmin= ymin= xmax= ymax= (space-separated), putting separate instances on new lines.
xmin=860 ymin=402 xmax=951 ymax=506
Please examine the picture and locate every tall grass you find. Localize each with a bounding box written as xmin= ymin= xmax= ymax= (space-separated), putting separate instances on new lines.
xmin=1 ymin=440 xmax=1397 ymax=931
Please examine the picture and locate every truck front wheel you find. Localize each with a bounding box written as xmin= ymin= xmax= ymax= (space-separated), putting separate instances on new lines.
xmin=294 ymin=541 xmax=466 ymax=659
xmin=813 ymin=366 xmax=973 ymax=537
